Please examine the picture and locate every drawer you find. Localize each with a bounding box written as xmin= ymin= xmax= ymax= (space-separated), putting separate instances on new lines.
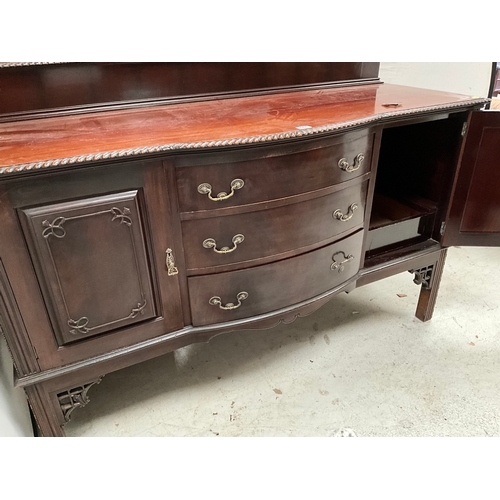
xmin=188 ymin=229 xmax=363 ymax=326
xmin=176 ymin=130 xmax=373 ymax=213
xmin=182 ymin=180 xmax=368 ymax=272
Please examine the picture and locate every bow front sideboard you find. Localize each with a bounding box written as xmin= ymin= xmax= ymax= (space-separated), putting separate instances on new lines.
xmin=0 ymin=63 xmax=499 ymax=436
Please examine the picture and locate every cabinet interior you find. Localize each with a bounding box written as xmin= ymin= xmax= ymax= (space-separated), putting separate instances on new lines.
xmin=366 ymin=113 xmax=466 ymax=257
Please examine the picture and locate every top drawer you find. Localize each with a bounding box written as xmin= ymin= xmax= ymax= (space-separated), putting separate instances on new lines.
xmin=176 ymin=130 xmax=373 ymax=213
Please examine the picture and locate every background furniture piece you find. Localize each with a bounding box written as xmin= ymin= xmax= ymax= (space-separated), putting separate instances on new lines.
xmin=0 ymin=63 xmax=498 ymax=436
xmin=492 ymin=63 xmax=500 ymax=97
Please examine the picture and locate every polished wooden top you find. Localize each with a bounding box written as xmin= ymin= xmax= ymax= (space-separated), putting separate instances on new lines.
xmin=0 ymin=83 xmax=487 ymax=175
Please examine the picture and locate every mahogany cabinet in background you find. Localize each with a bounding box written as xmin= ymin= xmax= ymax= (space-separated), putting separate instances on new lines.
xmin=0 ymin=62 xmax=498 ymax=437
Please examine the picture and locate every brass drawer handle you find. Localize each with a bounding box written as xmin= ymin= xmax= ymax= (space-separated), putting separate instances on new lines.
xmin=209 ymin=291 xmax=249 ymax=310
xmin=203 ymin=234 xmax=245 ymax=254
xmin=198 ymin=179 xmax=245 ymax=201
xmin=333 ymin=203 xmax=358 ymax=222
xmin=330 ymin=251 xmax=354 ymax=273
xmin=338 ymin=153 xmax=365 ymax=173
xmin=165 ymin=248 xmax=179 ymax=276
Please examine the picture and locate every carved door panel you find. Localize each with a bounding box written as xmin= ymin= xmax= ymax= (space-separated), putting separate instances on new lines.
xmin=1 ymin=161 xmax=184 ymax=369
xmin=20 ymin=190 xmax=157 ymax=346
xmin=443 ymin=110 xmax=500 ymax=247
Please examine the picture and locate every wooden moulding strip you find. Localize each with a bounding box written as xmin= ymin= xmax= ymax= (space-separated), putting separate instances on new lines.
xmin=358 ymin=240 xmax=442 ymax=287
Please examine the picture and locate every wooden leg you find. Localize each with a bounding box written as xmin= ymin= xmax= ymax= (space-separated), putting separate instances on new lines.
xmin=410 ymin=249 xmax=447 ymax=322
xmin=24 ymin=376 xmax=103 ymax=437
xmin=24 ymin=383 xmax=66 ymax=437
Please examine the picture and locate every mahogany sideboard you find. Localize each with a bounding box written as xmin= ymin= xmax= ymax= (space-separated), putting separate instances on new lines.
xmin=0 ymin=63 xmax=498 ymax=436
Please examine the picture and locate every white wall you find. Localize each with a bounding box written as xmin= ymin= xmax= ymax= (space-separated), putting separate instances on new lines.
xmin=380 ymin=62 xmax=492 ymax=97
xmin=0 ymin=336 xmax=34 ymax=437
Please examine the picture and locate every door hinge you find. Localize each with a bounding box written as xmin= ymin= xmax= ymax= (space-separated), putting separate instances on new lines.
xmin=461 ymin=122 xmax=468 ymax=136
xmin=440 ymin=222 xmax=446 ymax=236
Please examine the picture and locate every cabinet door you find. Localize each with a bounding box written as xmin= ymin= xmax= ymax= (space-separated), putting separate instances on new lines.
xmin=20 ymin=191 xmax=159 ymax=346
xmin=442 ymin=110 xmax=500 ymax=247
xmin=6 ymin=161 xmax=185 ymax=370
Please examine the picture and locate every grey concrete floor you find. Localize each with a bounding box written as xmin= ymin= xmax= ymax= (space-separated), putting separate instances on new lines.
xmin=65 ymin=246 xmax=500 ymax=437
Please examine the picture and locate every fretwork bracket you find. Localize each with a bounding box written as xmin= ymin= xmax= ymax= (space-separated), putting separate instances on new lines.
xmin=408 ymin=264 xmax=435 ymax=290
xmin=57 ymin=377 xmax=104 ymax=423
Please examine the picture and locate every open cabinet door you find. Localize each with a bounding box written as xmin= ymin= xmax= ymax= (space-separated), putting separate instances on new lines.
xmin=442 ymin=110 xmax=500 ymax=247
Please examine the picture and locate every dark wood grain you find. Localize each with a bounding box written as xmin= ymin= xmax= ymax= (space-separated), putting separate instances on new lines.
xmin=160 ymin=159 xmax=193 ymax=326
xmin=188 ymin=230 xmax=364 ymax=326
xmin=358 ymin=240 xmax=442 ymax=287
xmin=180 ymin=173 xmax=371 ymax=221
xmin=0 ymin=84 xmax=487 ymax=175
xmin=414 ymin=249 xmax=447 ymax=322
xmin=0 ymin=259 xmax=40 ymax=376
xmin=443 ymin=110 xmax=500 ymax=246
xmin=0 ymin=65 xmax=496 ymax=437
xmin=0 ymin=62 xmax=380 ymax=120
xmin=0 ymin=182 xmax=62 ymax=370
xmin=176 ymin=129 xmax=373 ymax=213
xmin=24 ymin=383 xmax=65 ymax=437
xmin=0 ymin=160 xmax=185 ymax=370
xmin=19 ymin=191 xmax=157 ymax=345
xmin=182 ymin=181 xmax=367 ymax=272
xmin=140 ymin=162 xmax=185 ymax=333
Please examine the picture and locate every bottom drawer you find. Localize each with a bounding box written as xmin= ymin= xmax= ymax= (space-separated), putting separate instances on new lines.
xmin=188 ymin=229 xmax=363 ymax=326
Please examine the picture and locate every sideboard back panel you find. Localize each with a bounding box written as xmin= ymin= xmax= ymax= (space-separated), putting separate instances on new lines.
xmin=0 ymin=62 xmax=380 ymax=121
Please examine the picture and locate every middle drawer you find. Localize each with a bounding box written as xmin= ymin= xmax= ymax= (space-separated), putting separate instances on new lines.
xmin=182 ymin=179 xmax=368 ymax=273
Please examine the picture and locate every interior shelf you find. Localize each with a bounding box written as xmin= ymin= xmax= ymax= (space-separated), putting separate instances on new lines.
xmin=364 ymin=114 xmax=466 ymax=258
xmin=366 ymin=193 xmax=437 ymax=254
